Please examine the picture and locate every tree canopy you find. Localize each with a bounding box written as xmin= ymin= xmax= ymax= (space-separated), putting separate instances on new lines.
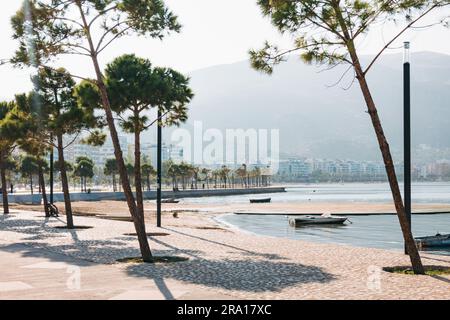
xmin=10 ymin=0 xmax=181 ymax=68
xmin=77 ymin=54 xmax=193 ymax=133
xmin=250 ymin=0 xmax=449 ymax=75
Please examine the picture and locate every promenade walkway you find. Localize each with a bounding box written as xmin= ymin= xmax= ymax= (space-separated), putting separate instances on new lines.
xmin=0 ymin=209 xmax=449 ymax=299
xmin=0 ymin=241 xmax=233 ymax=300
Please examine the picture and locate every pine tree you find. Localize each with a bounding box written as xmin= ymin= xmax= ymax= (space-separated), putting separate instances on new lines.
xmin=249 ymin=0 xmax=449 ymax=274
xmin=11 ymin=0 xmax=182 ymax=261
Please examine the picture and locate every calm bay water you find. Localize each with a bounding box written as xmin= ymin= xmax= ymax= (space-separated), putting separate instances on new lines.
xmin=196 ymin=182 xmax=450 ymax=254
xmin=183 ymin=182 xmax=450 ymax=204
xmin=218 ymin=213 xmax=450 ymax=255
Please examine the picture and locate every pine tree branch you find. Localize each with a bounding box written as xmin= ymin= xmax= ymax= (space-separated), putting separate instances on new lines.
xmin=96 ymin=26 xmax=133 ymax=55
xmin=363 ymin=4 xmax=441 ymax=75
xmin=88 ymin=5 xmax=119 ymax=29
xmin=95 ymin=20 xmax=129 ymax=53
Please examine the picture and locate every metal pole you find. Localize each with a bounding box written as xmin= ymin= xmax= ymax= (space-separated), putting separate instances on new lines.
xmin=156 ymin=107 xmax=162 ymax=228
xmin=403 ymin=42 xmax=411 ymax=254
xmin=50 ymin=134 xmax=54 ymax=204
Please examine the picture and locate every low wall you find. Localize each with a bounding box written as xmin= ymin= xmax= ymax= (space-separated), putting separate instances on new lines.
xmin=7 ymin=187 xmax=286 ymax=204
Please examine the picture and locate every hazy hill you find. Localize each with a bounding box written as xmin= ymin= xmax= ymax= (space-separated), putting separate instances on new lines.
xmin=145 ymin=51 xmax=450 ymax=162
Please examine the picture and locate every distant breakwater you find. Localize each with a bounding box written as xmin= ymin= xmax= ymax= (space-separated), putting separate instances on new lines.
xmin=8 ymin=187 xmax=286 ymax=204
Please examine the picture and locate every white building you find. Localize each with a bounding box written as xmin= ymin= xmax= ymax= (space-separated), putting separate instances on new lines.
xmin=64 ymin=134 xmax=128 ymax=167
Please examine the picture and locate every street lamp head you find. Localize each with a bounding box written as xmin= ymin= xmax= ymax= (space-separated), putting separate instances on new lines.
xmin=403 ymin=41 xmax=410 ymax=64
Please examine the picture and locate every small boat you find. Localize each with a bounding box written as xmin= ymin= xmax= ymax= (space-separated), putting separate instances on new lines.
xmin=250 ymin=198 xmax=271 ymax=203
xmin=415 ymin=233 xmax=450 ymax=249
xmin=161 ymin=198 xmax=180 ymax=204
xmin=289 ymin=214 xmax=348 ymax=226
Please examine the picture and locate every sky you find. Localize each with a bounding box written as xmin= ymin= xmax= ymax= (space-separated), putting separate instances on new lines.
xmin=0 ymin=0 xmax=449 ymax=101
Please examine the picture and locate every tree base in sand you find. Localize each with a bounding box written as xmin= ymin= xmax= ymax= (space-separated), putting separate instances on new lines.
xmin=383 ymin=265 xmax=450 ymax=275
xmin=116 ymin=256 xmax=189 ymax=264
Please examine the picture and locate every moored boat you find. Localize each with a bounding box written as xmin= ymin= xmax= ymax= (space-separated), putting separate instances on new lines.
xmin=289 ymin=214 xmax=348 ymax=227
xmin=250 ymin=198 xmax=271 ymax=203
xmin=415 ymin=233 xmax=450 ymax=249
xmin=161 ymin=198 xmax=180 ymax=204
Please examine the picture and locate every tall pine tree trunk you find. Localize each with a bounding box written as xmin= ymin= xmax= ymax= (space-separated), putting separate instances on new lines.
xmin=354 ymin=66 xmax=424 ymax=274
xmin=332 ymin=4 xmax=424 ymax=275
xmin=0 ymin=152 xmax=9 ymax=214
xmin=38 ymin=165 xmax=50 ymax=217
xmin=76 ymin=2 xmax=152 ymax=261
xmin=96 ymin=79 xmax=152 ymax=261
xmin=57 ymin=133 xmax=74 ymax=229
xmin=134 ymin=125 xmax=145 ymax=219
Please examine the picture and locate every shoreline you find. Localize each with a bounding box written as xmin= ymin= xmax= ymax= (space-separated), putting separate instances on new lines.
xmin=232 ymin=210 xmax=450 ymax=216
xmin=7 ymin=186 xmax=286 ymax=205
xmin=212 ymin=212 xmax=411 ymax=255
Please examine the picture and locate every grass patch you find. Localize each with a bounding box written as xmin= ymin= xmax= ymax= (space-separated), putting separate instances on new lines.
xmin=54 ymin=225 xmax=93 ymax=230
xmin=383 ymin=265 xmax=450 ymax=276
xmin=123 ymin=232 xmax=170 ymax=237
xmin=116 ymin=256 xmax=189 ymax=264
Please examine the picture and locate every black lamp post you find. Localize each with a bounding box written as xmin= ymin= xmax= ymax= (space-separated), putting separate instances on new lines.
xmin=50 ymin=134 xmax=54 ymax=204
xmin=156 ymin=107 xmax=162 ymax=227
xmin=403 ymin=41 xmax=411 ymax=254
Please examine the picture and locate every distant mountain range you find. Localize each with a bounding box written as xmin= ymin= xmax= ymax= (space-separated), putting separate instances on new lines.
xmin=143 ymin=51 xmax=450 ymax=162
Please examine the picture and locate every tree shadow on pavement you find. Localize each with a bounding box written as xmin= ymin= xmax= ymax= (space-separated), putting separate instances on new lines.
xmin=162 ymin=226 xmax=286 ymax=260
xmin=1 ymin=213 xmax=336 ymax=294
xmin=0 ymin=243 xmax=93 ymax=267
xmin=124 ymin=257 xmax=335 ymax=293
xmin=0 ymin=216 xmax=201 ymax=264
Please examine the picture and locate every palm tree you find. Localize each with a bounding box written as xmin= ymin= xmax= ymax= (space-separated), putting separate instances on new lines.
xmin=126 ymin=163 xmax=135 ymax=187
xmin=20 ymin=156 xmax=39 ymax=195
xmin=141 ymin=163 xmax=156 ymax=192
xmin=250 ymin=167 xmax=262 ymax=187
xmin=167 ymin=161 xmax=182 ymax=191
xmin=74 ymin=157 xmax=94 ymax=193
xmin=200 ymin=168 xmax=211 ymax=189
xmin=191 ymin=166 xmax=199 ymax=189
xmin=220 ymin=165 xmax=231 ymax=188
xmin=104 ymin=158 xmax=118 ymax=192
xmin=235 ymin=164 xmax=248 ymax=188
xmin=0 ymin=100 xmax=25 ymax=214
xmin=212 ymin=169 xmax=220 ymax=189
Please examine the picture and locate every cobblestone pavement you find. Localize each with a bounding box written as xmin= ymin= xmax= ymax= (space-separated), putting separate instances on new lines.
xmin=1 ymin=210 xmax=449 ymax=299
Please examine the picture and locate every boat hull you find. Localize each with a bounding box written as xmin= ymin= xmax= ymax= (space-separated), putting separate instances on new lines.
xmin=250 ymin=198 xmax=271 ymax=203
xmin=289 ymin=216 xmax=348 ymax=226
xmin=415 ymin=234 xmax=450 ymax=249
xmin=161 ymin=199 xmax=180 ymax=204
